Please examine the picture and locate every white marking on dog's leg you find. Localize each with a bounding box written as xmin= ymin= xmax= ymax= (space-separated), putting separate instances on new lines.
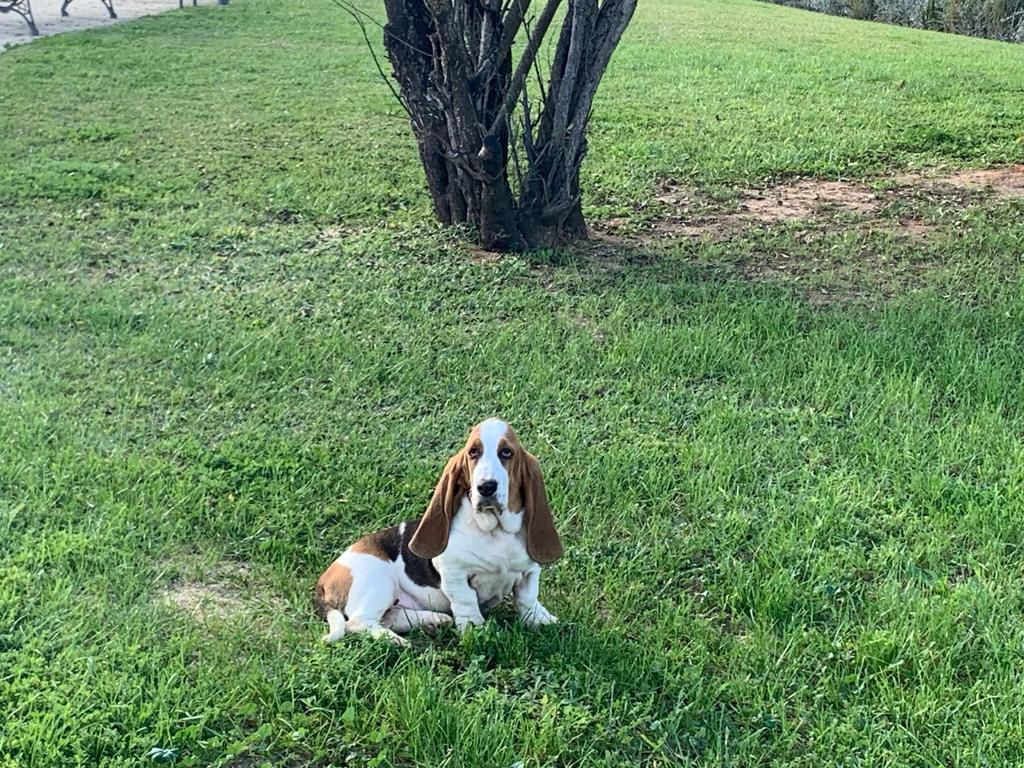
xmin=345 ymin=618 xmax=410 ymax=647
xmin=514 ymin=567 xmax=558 ymax=627
xmin=338 ymin=553 xmax=404 ymax=644
xmin=441 ymin=572 xmax=486 ymax=632
xmin=322 ymin=609 xmax=347 ymax=643
xmin=384 ymin=607 xmax=453 ymax=635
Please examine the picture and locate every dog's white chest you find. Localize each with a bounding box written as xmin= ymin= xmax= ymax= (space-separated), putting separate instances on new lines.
xmin=469 ymin=570 xmax=521 ymax=606
xmin=441 ymin=508 xmax=535 ymax=605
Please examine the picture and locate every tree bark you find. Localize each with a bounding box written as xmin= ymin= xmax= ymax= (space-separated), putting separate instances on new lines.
xmin=377 ymin=0 xmax=636 ymax=252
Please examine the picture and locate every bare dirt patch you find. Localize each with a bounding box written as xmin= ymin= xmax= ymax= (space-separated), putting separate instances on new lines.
xmin=899 ymin=165 xmax=1024 ymax=199
xmin=641 ymin=177 xmax=891 ymax=244
xmin=740 ymin=179 xmax=881 ymax=222
xmin=590 ymin=165 xmax=1023 ymax=306
xmin=157 ymin=558 xmax=286 ymax=624
xmin=161 ymin=582 xmax=244 ymax=622
xmin=632 ymin=166 xmax=1024 ymax=244
xmin=471 ymin=166 xmax=1018 ymax=307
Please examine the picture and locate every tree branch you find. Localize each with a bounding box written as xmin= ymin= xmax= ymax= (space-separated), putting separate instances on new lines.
xmin=565 ymin=0 xmax=637 ymax=161
xmin=485 ymin=0 xmax=563 ymax=138
xmin=494 ymin=0 xmax=532 ymax=71
xmin=550 ymin=0 xmax=597 ymax=142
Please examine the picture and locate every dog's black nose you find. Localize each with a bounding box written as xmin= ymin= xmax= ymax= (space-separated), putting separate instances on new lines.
xmin=477 ymin=480 xmax=498 ymax=497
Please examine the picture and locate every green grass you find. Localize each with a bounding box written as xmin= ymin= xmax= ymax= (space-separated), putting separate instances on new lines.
xmin=2 ymin=0 xmax=1024 ymax=765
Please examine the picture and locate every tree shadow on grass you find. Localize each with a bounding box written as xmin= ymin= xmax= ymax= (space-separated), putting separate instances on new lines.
xmin=495 ymin=184 xmax=1024 ymax=308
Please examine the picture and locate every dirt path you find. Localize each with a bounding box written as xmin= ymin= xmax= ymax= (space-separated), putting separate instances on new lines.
xmin=1 ymin=0 xmax=220 ymax=49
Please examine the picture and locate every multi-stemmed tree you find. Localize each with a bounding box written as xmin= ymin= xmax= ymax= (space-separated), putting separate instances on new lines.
xmin=351 ymin=0 xmax=637 ymax=251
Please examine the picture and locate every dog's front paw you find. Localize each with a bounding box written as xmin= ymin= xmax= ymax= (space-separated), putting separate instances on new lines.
xmin=424 ymin=614 xmax=454 ymax=636
xmin=454 ymin=613 xmax=485 ymax=633
xmin=520 ymin=602 xmax=558 ymax=628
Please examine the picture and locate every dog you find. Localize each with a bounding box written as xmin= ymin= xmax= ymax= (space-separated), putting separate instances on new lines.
xmin=314 ymin=418 xmax=563 ymax=645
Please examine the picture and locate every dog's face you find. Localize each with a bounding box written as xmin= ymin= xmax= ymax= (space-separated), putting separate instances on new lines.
xmin=464 ymin=417 xmax=518 ymax=520
xmin=408 ymin=418 xmax=563 ymax=563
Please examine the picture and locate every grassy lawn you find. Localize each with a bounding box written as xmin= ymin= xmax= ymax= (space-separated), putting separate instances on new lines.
xmin=2 ymin=0 xmax=1024 ymax=766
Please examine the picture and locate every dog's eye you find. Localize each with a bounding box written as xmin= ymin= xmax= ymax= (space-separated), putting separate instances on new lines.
xmin=499 ymin=447 xmax=513 ymax=460
xmin=468 ymin=447 xmax=481 ymax=459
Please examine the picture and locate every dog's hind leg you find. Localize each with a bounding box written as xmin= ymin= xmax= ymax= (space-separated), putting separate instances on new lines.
xmin=345 ymin=618 xmax=410 ymax=646
xmin=322 ymin=609 xmax=348 ymax=643
xmin=340 ymin=556 xmax=409 ymax=645
xmin=384 ymin=607 xmax=453 ymax=635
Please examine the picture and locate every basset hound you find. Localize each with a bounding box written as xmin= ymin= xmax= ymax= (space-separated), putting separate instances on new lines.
xmin=314 ymin=418 xmax=563 ymax=645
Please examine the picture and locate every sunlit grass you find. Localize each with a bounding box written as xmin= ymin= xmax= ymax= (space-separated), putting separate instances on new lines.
xmin=2 ymin=1 xmax=1024 ymax=765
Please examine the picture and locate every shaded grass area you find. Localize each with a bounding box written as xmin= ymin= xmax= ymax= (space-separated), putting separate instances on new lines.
xmin=2 ymin=0 xmax=1024 ymax=766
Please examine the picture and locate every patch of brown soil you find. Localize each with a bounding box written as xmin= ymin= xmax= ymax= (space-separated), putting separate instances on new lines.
xmin=466 ymin=165 xmax=1017 ymax=308
xmin=317 ymin=226 xmax=347 ymax=242
xmin=634 ymin=165 xmax=1022 ymax=244
xmin=587 ymin=165 xmax=1022 ymax=307
xmin=894 ymin=219 xmax=936 ymax=239
xmin=945 ymin=166 xmax=1024 ymax=197
xmin=157 ymin=559 xmax=285 ymax=624
xmin=900 ymin=165 xmax=1024 ymax=199
xmin=645 ymin=181 xmax=732 ymax=240
xmin=740 ymin=179 xmax=881 ymax=222
xmin=636 ymin=178 xmax=886 ymax=243
xmin=160 ymin=582 xmax=244 ymax=623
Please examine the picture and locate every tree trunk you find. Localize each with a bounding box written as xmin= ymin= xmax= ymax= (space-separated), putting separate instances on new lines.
xmin=376 ymin=0 xmax=636 ymax=252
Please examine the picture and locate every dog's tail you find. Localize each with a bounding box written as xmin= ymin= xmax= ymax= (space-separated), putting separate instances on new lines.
xmin=315 ymin=561 xmax=353 ymax=644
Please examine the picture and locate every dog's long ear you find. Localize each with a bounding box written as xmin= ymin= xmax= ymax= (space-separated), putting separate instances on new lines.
xmin=409 ymin=451 xmax=468 ymax=559
xmin=521 ymin=451 xmax=563 ymax=564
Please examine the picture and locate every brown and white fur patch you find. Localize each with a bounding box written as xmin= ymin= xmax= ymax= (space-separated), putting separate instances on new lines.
xmin=314 ymin=418 xmax=562 ymax=645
